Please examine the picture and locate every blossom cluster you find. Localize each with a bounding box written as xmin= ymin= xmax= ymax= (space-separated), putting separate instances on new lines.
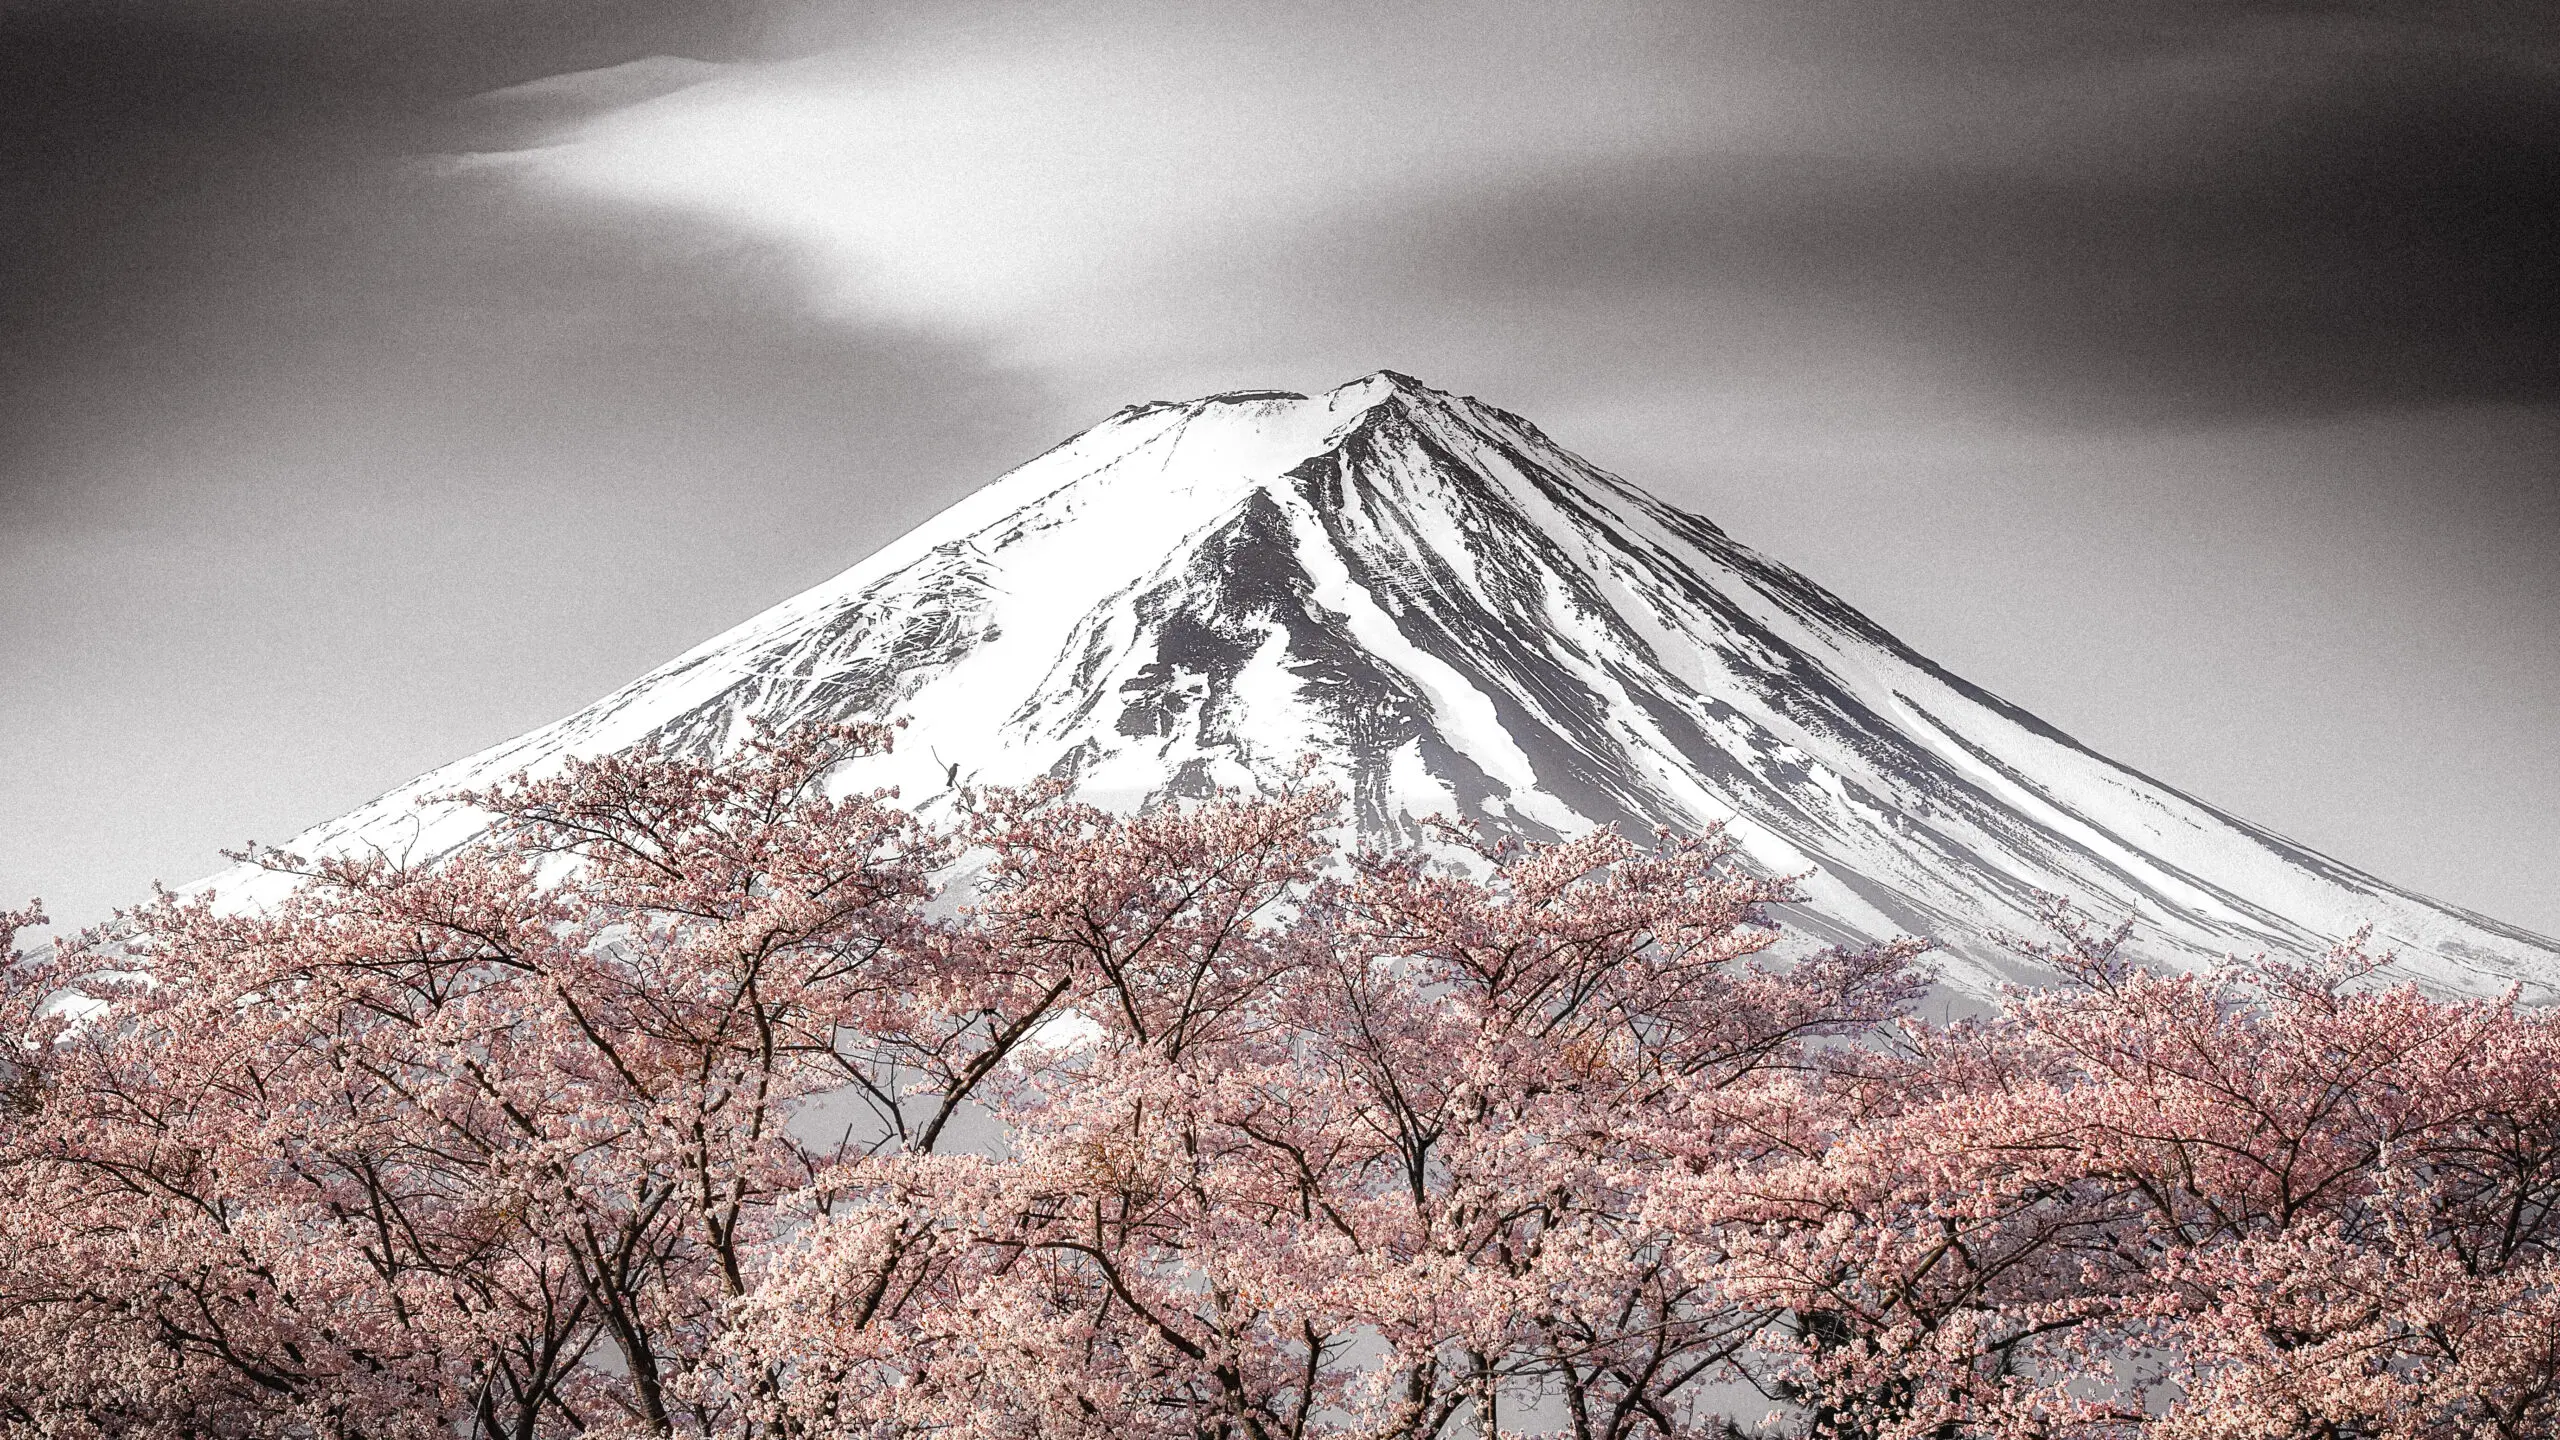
xmin=3 ymin=724 xmax=2553 ymax=1440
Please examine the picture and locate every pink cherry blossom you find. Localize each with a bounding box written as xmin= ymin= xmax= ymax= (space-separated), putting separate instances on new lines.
xmin=8 ymin=734 xmax=2555 ymax=1440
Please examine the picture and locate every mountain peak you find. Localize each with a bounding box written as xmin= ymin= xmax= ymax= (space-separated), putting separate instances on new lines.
xmin=1118 ymin=370 xmax=1458 ymax=429
xmin=213 ymin=377 xmax=2560 ymax=998
xmin=1329 ymin=367 xmax=1440 ymax=399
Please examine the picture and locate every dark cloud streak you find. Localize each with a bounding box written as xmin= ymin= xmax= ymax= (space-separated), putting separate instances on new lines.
xmin=0 ymin=0 xmax=777 ymax=507
xmin=1265 ymin=48 xmax=2560 ymax=428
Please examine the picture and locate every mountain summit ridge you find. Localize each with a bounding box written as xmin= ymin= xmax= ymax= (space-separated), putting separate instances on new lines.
xmin=219 ymin=372 xmax=2560 ymax=995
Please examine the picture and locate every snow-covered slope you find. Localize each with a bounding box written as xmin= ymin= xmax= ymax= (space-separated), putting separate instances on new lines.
xmin=218 ymin=372 xmax=2560 ymax=996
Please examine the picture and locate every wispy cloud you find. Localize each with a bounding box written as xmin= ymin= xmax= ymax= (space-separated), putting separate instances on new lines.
xmin=495 ymin=0 xmax=2560 ymax=424
xmin=498 ymin=2 xmax=1771 ymax=365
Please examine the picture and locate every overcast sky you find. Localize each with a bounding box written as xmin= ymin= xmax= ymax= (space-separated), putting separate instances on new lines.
xmin=4 ymin=0 xmax=2555 ymax=941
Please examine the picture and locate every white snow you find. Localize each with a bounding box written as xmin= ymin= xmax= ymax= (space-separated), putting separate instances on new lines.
xmin=190 ymin=372 xmax=2560 ymax=999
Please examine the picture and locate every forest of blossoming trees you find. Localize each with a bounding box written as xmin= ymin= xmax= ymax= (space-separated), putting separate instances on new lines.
xmin=4 ymin=723 xmax=2557 ymax=1440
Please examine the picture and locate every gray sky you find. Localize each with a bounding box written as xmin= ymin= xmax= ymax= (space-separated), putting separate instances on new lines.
xmin=4 ymin=0 xmax=2555 ymax=941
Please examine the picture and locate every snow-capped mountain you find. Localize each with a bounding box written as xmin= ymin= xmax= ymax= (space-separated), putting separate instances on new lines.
xmin=221 ymin=371 xmax=2559 ymax=996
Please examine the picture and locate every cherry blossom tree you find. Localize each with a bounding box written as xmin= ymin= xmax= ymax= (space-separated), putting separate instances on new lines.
xmin=9 ymin=729 xmax=2559 ymax=1440
xmin=1690 ymin=902 xmax=2560 ymax=1440
xmin=2011 ymin=910 xmax=2560 ymax=1440
xmin=722 ymin=814 xmax=1926 ymax=1440
xmin=2 ymin=723 xmax=948 ymax=1437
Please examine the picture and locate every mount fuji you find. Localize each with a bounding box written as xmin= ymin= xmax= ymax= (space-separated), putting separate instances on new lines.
xmin=215 ymin=372 xmax=2559 ymax=996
